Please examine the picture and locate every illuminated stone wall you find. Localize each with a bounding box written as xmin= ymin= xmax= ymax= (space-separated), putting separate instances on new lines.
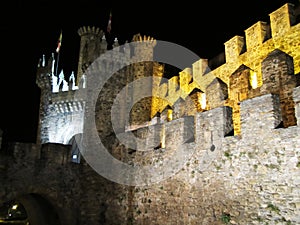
xmin=129 ymin=34 xmax=162 ymax=127
xmin=1 ymin=3 xmax=300 ymax=225
xmin=36 ymin=61 xmax=86 ymax=145
xmin=116 ymin=88 xmax=300 ymax=225
xmin=150 ymin=3 xmax=300 ymax=135
xmin=36 ymin=31 xmax=164 ymax=145
xmin=1 ymin=87 xmax=299 ymax=224
xmin=35 ymin=3 xmax=300 ymax=145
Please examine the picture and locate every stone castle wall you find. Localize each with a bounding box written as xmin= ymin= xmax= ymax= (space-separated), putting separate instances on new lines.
xmin=151 ymin=3 xmax=300 ymax=135
xmin=0 ymin=2 xmax=300 ymax=225
xmin=0 ymin=86 xmax=299 ymax=224
xmin=35 ymin=3 xmax=300 ymax=144
xmin=36 ymin=32 xmax=163 ymax=145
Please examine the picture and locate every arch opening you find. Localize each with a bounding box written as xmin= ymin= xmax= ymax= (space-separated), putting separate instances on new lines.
xmin=0 ymin=193 xmax=61 ymax=225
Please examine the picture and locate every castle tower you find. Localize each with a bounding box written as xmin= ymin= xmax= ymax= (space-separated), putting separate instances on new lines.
xmin=76 ymin=26 xmax=105 ymax=85
xmin=128 ymin=34 xmax=160 ymax=128
xmin=36 ymin=54 xmax=55 ymax=145
xmin=93 ymin=33 xmax=161 ymax=139
xmin=35 ymin=52 xmax=86 ymax=146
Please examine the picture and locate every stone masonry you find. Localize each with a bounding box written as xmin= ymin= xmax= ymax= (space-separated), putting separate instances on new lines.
xmin=0 ymin=3 xmax=300 ymax=225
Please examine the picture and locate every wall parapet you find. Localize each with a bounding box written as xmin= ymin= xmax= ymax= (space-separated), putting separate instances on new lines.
xmin=35 ymin=3 xmax=300 ymax=146
xmin=269 ymin=3 xmax=297 ymax=38
xmin=150 ymin=3 xmax=300 ymax=124
xmin=131 ymin=86 xmax=300 ymax=152
xmin=240 ymin=93 xmax=282 ymax=136
xmin=3 ymin=85 xmax=300 ymax=170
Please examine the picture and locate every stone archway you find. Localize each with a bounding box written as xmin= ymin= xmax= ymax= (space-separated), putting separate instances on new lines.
xmin=0 ymin=193 xmax=61 ymax=225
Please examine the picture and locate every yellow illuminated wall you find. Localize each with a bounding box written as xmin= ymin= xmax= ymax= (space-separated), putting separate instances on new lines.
xmin=150 ymin=3 xmax=300 ymax=134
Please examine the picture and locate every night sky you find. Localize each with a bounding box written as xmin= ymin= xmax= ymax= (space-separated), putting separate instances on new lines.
xmin=0 ymin=0 xmax=299 ymax=143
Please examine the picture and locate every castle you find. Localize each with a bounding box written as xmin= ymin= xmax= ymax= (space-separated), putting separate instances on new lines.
xmin=0 ymin=2 xmax=300 ymax=225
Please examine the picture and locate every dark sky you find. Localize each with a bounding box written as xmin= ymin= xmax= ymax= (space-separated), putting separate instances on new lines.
xmin=0 ymin=0 xmax=299 ymax=143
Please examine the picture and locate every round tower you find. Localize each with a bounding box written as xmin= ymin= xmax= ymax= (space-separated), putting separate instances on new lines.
xmin=35 ymin=54 xmax=55 ymax=145
xmin=76 ymin=26 xmax=105 ymax=85
xmin=129 ymin=34 xmax=159 ymax=127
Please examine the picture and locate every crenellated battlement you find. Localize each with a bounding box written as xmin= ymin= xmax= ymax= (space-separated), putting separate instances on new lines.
xmin=77 ymin=26 xmax=103 ymax=37
xmin=25 ymin=85 xmax=300 ymax=166
xmin=150 ymin=3 xmax=300 ymax=135
xmin=6 ymin=85 xmax=300 ymax=173
xmin=35 ymin=3 xmax=300 ymax=144
xmin=36 ymin=26 xmax=162 ymax=144
xmin=130 ymin=86 xmax=300 ymax=155
xmin=132 ymin=33 xmax=156 ymax=45
xmin=224 ymin=3 xmax=298 ymax=62
xmin=2 ymin=4 xmax=300 ymax=224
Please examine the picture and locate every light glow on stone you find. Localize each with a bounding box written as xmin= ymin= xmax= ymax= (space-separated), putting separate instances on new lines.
xmin=200 ymin=93 xmax=206 ymax=109
xmin=250 ymin=70 xmax=258 ymax=89
xmin=167 ymin=109 xmax=173 ymax=121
